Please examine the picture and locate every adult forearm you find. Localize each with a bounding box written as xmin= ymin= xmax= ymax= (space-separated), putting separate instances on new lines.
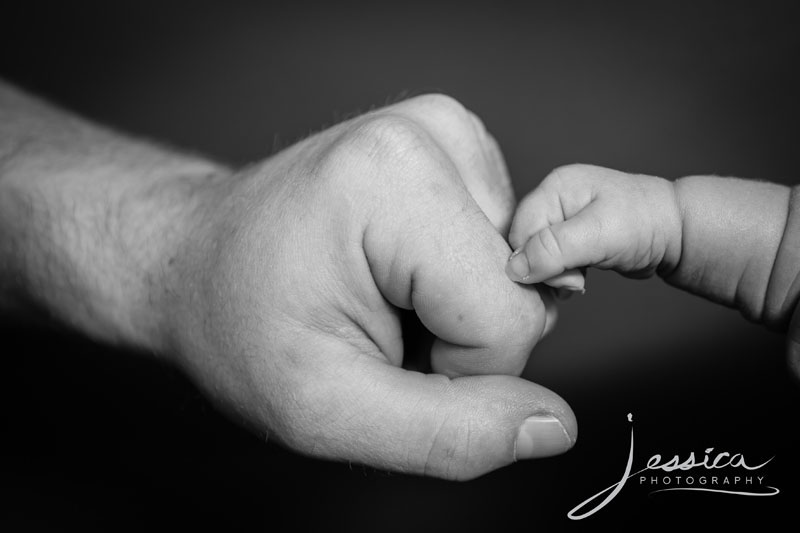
xmin=0 ymin=81 xmax=228 ymax=352
xmin=665 ymin=175 xmax=800 ymax=329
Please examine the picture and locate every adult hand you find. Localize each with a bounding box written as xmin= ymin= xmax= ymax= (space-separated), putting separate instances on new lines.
xmin=166 ymin=95 xmax=576 ymax=479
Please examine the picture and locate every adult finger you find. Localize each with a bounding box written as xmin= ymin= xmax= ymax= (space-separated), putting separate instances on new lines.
xmin=391 ymin=94 xmax=516 ymax=235
xmin=353 ymin=114 xmax=546 ymax=378
xmin=281 ymin=341 xmax=577 ymax=480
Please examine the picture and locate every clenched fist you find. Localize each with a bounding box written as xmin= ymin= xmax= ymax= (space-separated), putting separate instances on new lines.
xmin=0 ymin=84 xmax=577 ymax=480
xmin=155 ymin=95 xmax=576 ymax=479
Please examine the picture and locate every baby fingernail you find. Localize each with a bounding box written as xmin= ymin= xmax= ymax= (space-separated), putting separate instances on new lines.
xmin=565 ymin=285 xmax=586 ymax=294
xmin=514 ymin=415 xmax=572 ymax=460
xmin=506 ymin=249 xmax=531 ymax=282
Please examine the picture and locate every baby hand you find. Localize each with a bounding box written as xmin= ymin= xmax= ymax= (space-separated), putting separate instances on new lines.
xmin=506 ymin=164 xmax=683 ymax=288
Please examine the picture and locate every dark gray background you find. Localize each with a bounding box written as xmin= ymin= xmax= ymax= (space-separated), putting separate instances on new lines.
xmin=2 ymin=1 xmax=798 ymax=529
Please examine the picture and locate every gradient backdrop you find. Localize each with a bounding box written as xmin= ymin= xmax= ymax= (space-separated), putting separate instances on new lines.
xmin=2 ymin=1 xmax=799 ymax=529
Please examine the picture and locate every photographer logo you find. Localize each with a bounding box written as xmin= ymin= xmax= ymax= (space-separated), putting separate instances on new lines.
xmin=568 ymin=413 xmax=779 ymax=520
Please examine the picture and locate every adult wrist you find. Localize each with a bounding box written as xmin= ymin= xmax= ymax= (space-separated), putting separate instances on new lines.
xmin=0 ymin=154 xmax=230 ymax=357
xmin=115 ymin=162 xmax=234 ymax=357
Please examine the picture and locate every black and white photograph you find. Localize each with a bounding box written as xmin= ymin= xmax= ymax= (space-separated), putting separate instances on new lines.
xmin=1 ymin=1 xmax=798 ymax=529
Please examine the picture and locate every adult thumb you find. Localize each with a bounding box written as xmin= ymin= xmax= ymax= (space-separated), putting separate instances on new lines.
xmin=289 ymin=348 xmax=577 ymax=481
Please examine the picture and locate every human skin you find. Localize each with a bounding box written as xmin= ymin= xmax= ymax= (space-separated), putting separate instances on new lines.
xmin=507 ymin=164 xmax=800 ymax=377
xmin=0 ymin=82 xmax=576 ymax=480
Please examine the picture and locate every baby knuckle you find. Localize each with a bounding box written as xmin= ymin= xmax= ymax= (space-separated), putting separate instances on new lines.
xmin=548 ymin=163 xmax=592 ymax=184
xmin=537 ymin=225 xmax=565 ymax=260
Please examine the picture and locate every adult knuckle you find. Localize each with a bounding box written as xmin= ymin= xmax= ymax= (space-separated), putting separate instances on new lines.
xmin=420 ymin=411 xmax=478 ymax=481
xmin=406 ymin=93 xmax=479 ymax=137
xmin=408 ymin=93 xmax=469 ymax=118
xmin=345 ymin=113 xmax=434 ymax=167
xmin=467 ymin=109 xmax=488 ymax=137
xmin=309 ymin=113 xmax=441 ymax=194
